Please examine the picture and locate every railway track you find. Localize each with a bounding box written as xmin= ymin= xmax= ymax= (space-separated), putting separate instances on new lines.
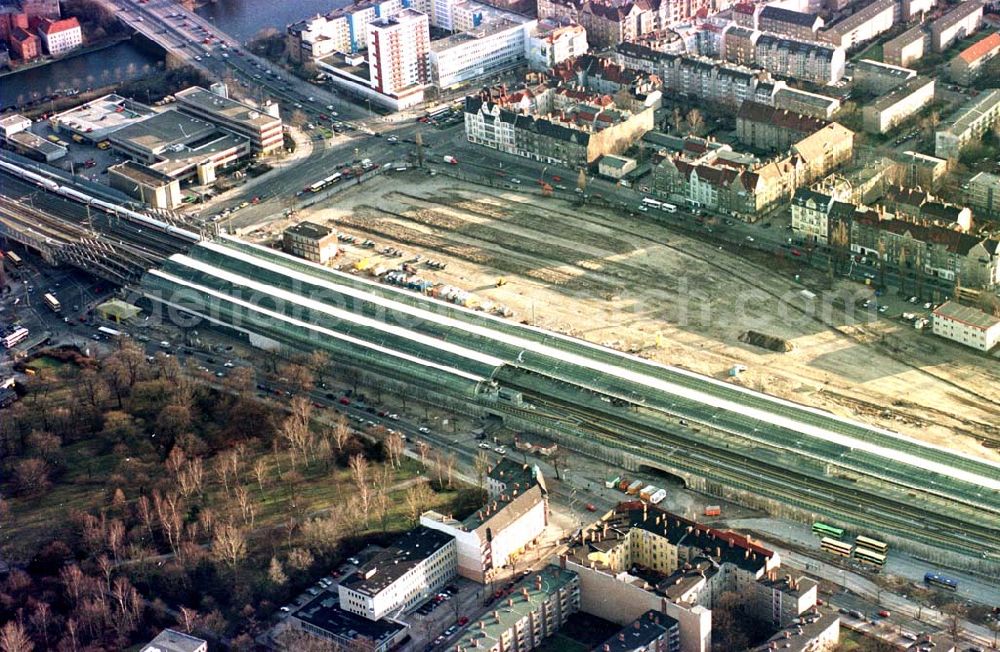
xmin=500 ymin=374 xmax=999 ymax=560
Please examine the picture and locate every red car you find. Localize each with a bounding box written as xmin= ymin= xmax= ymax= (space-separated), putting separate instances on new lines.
xmin=585 ymin=503 xmax=597 ymax=512
xmin=791 ymin=248 xmax=802 ymax=257
xmin=339 ymin=397 xmax=351 ymax=405
xmin=457 ymin=616 xmax=469 ymax=626
xmin=878 ymin=610 xmax=890 ymax=618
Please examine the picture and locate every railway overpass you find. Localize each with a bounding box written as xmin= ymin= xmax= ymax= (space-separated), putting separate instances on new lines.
xmin=139 ymin=236 xmax=1000 ymax=568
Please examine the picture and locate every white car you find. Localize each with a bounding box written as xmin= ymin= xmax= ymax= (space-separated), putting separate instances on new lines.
xmin=479 ymin=442 xmax=491 ymax=449
xmin=419 ymin=426 xmax=430 ymax=433
xmin=509 ymin=178 xmax=521 ymax=184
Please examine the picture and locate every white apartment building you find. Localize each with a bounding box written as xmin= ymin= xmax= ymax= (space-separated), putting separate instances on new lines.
xmin=820 ymin=0 xmax=895 ymax=49
xmin=935 ymin=89 xmax=1000 ymax=159
xmin=932 ymin=301 xmax=1000 ymax=351
xmin=367 ymin=9 xmax=431 ymax=96
xmin=791 ymin=188 xmax=835 ymax=245
xmin=883 ymin=24 xmax=928 ymax=66
xmin=338 ymin=527 xmax=457 ymax=621
xmin=38 ymin=17 xmax=82 ymax=56
xmin=901 ymin=0 xmax=935 ymax=21
xmin=526 ymin=20 xmax=588 ymax=70
xmin=931 ymin=1 xmax=983 ymax=52
xmin=754 ymin=34 xmax=846 ymax=85
xmin=421 ymin=460 xmax=548 ymax=583
xmin=430 ymin=14 xmax=535 ymax=89
xmin=862 ymin=76 xmax=935 ymax=134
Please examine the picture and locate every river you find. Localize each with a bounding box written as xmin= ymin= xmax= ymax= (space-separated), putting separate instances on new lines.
xmin=195 ymin=0 xmax=352 ymax=42
xmin=0 ymin=40 xmax=162 ymax=111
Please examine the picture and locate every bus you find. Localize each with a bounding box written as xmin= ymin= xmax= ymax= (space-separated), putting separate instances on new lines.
xmin=309 ymin=180 xmax=326 ymax=193
xmin=661 ymin=202 xmax=678 ymax=213
xmin=642 ymin=197 xmax=662 ymax=209
xmin=97 ymin=326 xmax=122 ymax=338
xmin=821 ymin=537 xmax=853 ymax=557
xmin=426 ymin=105 xmax=451 ymax=120
xmin=5 ymin=251 xmax=23 ymax=268
xmin=43 ymin=293 xmax=61 ymax=313
xmin=310 ymin=172 xmax=342 ymax=193
xmin=2 ymin=328 xmax=29 ymax=349
xmin=924 ymin=572 xmax=957 ymax=591
xmin=855 ymin=535 xmax=888 ymax=555
xmin=812 ymin=522 xmax=845 ymax=539
xmin=853 ymin=547 xmax=886 ymax=567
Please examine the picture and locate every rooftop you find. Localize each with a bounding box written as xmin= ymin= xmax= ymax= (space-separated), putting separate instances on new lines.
xmin=956 ymin=31 xmax=1000 ymax=64
xmin=285 ymin=221 xmax=334 ymax=240
xmin=938 ymin=88 xmax=1000 ymax=136
xmin=175 ymin=86 xmax=281 ymax=130
xmin=933 ymin=301 xmax=1000 ymax=330
xmin=0 ymin=114 xmax=30 ymax=130
xmin=8 ymin=130 xmax=66 ymax=156
xmin=38 ymin=16 xmax=80 ymax=35
xmin=824 ymin=0 xmax=894 ymax=35
xmin=750 ymin=610 xmax=838 ymax=652
xmin=453 ymin=566 xmax=578 ymax=651
xmin=109 ymin=109 xmax=217 ymax=154
xmin=931 ymin=1 xmax=983 ymax=33
xmin=339 ymin=526 xmax=454 ymax=596
xmin=759 ymin=5 xmax=819 ymax=28
xmin=593 ymin=610 xmax=679 ymax=652
xmin=140 ymin=629 xmax=206 ymax=652
xmin=868 ymin=76 xmax=934 ymax=111
xmin=884 ymin=23 xmax=927 ymax=48
xmin=108 ymin=160 xmax=175 ymax=187
xmin=291 ymin=594 xmax=406 ymax=645
xmin=738 ymin=100 xmax=828 ymax=132
xmin=774 ymin=87 xmax=841 ymax=110
xmin=51 ymin=93 xmax=157 ymax=139
xmin=856 ymin=58 xmax=917 ymax=79
xmin=601 ymin=154 xmax=634 ymax=169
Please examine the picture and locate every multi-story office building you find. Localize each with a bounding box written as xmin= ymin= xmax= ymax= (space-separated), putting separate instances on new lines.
xmin=430 ymin=14 xmax=534 ymax=89
xmin=283 ymin=222 xmax=340 ymax=264
xmin=367 ymin=9 xmax=431 ymax=97
xmin=967 ymin=171 xmax=1000 ymax=215
xmin=753 ymin=34 xmax=846 ymax=84
xmin=758 ymin=6 xmax=823 ymax=41
xmin=526 ymin=20 xmax=588 ymax=70
xmin=949 ymin=32 xmax=1000 ymax=85
xmin=338 ymin=526 xmax=457 ymax=620
xmin=174 ymin=86 xmax=283 ymax=155
xmin=421 ymin=460 xmax=549 ymax=583
xmin=737 ymin=101 xmax=828 ymax=151
xmin=932 ymin=301 xmax=1000 ymax=351
xmin=930 ymin=1 xmax=983 ymax=52
xmin=862 ymin=76 xmax=935 ymax=134
xmin=819 ymin=0 xmax=895 ymax=49
xmin=37 ymin=16 xmax=81 ymax=56
xmin=594 ymin=611 xmax=681 ymax=652
xmin=854 ymin=58 xmax=917 ymax=94
xmin=935 ymin=89 xmax=1000 ymax=159
xmin=883 ymin=24 xmax=928 ymax=66
xmin=452 ymin=567 xmax=581 ymax=652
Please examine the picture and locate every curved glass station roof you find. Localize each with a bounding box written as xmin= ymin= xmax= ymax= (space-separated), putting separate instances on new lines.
xmin=142 ymin=237 xmax=1000 ymax=524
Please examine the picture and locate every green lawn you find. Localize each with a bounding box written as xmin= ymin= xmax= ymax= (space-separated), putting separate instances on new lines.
xmin=534 ymin=633 xmax=590 ymax=652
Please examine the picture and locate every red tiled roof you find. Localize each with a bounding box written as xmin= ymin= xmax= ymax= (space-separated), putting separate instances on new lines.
xmin=958 ymin=32 xmax=1000 ymax=63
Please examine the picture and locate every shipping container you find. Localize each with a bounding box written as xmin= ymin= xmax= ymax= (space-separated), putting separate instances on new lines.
xmin=704 ymin=505 xmax=721 ymax=516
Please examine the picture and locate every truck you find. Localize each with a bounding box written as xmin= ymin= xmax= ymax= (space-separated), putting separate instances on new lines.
xmin=704 ymin=505 xmax=722 ymax=517
xmin=443 ymin=155 xmax=458 ymax=165
xmin=618 ymin=478 xmax=631 ymax=492
xmin=649 ymin=489 xmax=667 ymax=504
xmin=605 ymin=475 xmax=621 ymax=489
xmin=626 ymin=480 xmax=643 ymax=495
xmin=639 ymin=485 xmax=658 ymax=501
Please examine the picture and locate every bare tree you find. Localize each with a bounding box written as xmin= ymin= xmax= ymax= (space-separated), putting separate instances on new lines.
xmin=212 ymin=522 xmax=247 ymax=569
xmin=686 ymin=108 xmax=705 ymax=136
xmin=331 ymin=415 xmax=352 ymax=454
xmin=253 ymin=457 xmax=269 ymax=494
xmin=404 ymin=481 xmax=432 ymax=525
xmin=444 ymin=453 xmax=456 ymax=489
xmin=268 ymin=556 xmax=288 ymax=586
xmin=385 ymin=431 xmax=405 ymax=469
xmin=0 ymin=620 xmax=33 ymax=652
xmin=474 ymin=451 xmax=490 ymax=498
xmin=235 ymin=485 xmax=256 ymax=528
xmin=349 ymin=454 xmax=373 ymax=527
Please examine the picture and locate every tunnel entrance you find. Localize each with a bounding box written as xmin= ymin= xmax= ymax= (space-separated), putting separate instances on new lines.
xmin=637 ymin=464 xmax=688 ymax=489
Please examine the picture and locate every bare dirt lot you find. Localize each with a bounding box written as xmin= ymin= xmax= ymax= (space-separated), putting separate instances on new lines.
xmin=266 ymin=172 xmax=1000 ymax=462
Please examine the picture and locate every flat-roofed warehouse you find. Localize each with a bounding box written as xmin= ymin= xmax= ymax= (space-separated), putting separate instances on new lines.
xmin=139 ymin=237 xmax=1000 ymax=563
xmin=50 ymin=93 xmax=157 ymax=143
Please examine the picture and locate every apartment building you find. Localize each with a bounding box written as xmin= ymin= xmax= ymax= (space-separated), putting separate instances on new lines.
xmin=758 ymin=6 xmax=823 ymax=41
xmin=595 ymin=611 xmax=681 ymax=652
xmin=37 ymin=16 xmax=81 ymax=56
xmin=615 ymin=43 xmax=778 ymax=108
xmin=9 ymin=26 xmax=39 ymax=61
xmin=464 ymin=92 xmax=654 ymax=168
xmin=20 ymin=0 xmax=60 ymax=20
xmin=174 ymin=86 xmax=284 ymax=154
xmin=754 ymin=34 xmax=846 ymax=84
xmin=527 ymin=20 xmax=588 ymax=70
xmin=854 ymin=58 xmax=917 ymax=93
xmin=367 ymin=9 xmax=431 ymax=96
xmin=749 ymin=611 xmax=840 ymax=652
xmin=883 ymin=24 xmax=928 ymax=66
xmin=452 ymin=567 xmax=581 ymax=652
xmin=862 ymin=76 xmax=935 ymax=134
xmin=560 ymin=503 xmax=822 ymax=652
xmin=722 ymin=25 xmax=758 ymax=66
xmin=430 ymin=13 xmax=534 ymax=89
xmin=282 ymin=221 xmax=339 ymax=264
xmin=932 ymin=301 xmax=1000 ymax=351
xmin=949 ymin=32 xmax=1000 ymax=85
xmin=338 ymin=526 xmax=457 ymax=620
xmin=792 ymin=188 xmax=836 ymax=244
xmin=421 ymin=460 xmax=549 ymax=583
xmin=737 ymin=101 xmax=828 ymax=151
xmin=966 ymin=171 xmax=1000 ymax=215
xmin=848 ymin=212 xmax=1000 ymax=288
xmin=286 ymin=14 xmax=353 ymax=62
xmin=935 ymin=89 xmax=1000 ymax=159
xmin=900 ymin=150 xmax=948 ymax=189
xmin=792 ymin=122 xmax=855 ymax=183
xmin=773 ymin=87 xmax=841 ymax=119
xmin=930 ymin=1 xmax=983 ymax=52
xmin=900 ymin=0 xmax=935 ymax=22
xmin=819 ymin=0 xmax=895 ymax=49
